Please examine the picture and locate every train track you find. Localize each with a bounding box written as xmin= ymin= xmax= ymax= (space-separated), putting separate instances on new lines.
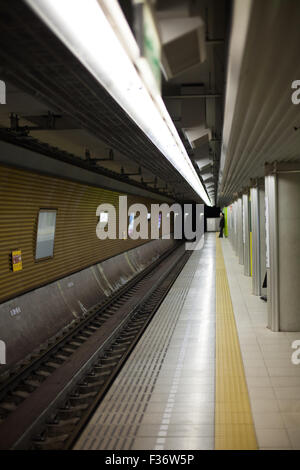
xmin=0 ymin=243 xmax=191 ymax=450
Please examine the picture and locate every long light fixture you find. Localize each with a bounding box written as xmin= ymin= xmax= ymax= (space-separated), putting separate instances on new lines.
xmin=26 ymin=0 xmax=211 ymax=206
xmin=218 ymin=0 xmax=252 ymax=196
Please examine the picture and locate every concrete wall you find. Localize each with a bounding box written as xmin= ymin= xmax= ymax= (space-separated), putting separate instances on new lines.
xmin=0 ymin=238 xmax=176 ymax=373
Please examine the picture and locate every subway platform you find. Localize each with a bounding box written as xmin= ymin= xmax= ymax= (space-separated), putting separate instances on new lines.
xmin=74 ymin=234 xmax=300 ymax=451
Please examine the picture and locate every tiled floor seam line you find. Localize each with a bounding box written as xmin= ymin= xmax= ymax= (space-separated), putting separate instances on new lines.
xmin=221 ymin=239 xmax=296 ymax=450
xmin=154 ymin=322 xmax=193 ymax=450
xmin=114 ymin=293 xmax=188 ymax=450
xmin=130 ymin=256 xmax=202 ymax=449
xmin=77 ymin=253 xmax=201 ymax=450
xmin=153 ymin=240 xmax=216 ymax=450
xmin=223 ymin=247 xmax=271 ymax=381
xmin=215 ymin=235 xmax=258 ymax=450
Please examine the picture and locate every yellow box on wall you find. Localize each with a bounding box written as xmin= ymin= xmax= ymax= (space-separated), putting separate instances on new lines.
xmin=12 ymin=250 xmax=22 ymax=272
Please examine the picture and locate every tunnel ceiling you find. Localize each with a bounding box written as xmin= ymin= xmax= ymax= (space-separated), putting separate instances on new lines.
xmin=218 ymin=0 xmax=300 ymax=207
xmin=0 ymin=0 xmax=231 ymax=204
xmin=157 ymin=0 xmax=231 ymax=206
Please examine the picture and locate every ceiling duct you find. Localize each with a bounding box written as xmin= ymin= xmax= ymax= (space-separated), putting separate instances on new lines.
xmin=202 ymin=173 xmax=214 ymax=182
xmin=157 ymin=5 xmax=207 ymax=79
xmin=195 ymin=157 xmax=213 ymax=169
xmin=183 ymin=126 xmax=212 ymax=149
xmin=203 ymin=176 xmax=214 ymax=184
xmin=199 ymin=162 xmax=213 ymax=174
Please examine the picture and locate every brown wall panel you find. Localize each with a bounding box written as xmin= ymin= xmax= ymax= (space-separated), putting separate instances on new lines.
xmin=0 ymin=164 xmax=169 ymax=303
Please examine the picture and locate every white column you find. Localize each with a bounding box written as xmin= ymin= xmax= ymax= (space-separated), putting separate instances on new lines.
xmin=250 ymin=185 xmax=260 ymax=294
xmin=265 ymin=172 xmax=279 ymax=331
xmin=276 ymin=166 xmax=300 ymax=331
xmin=237 ymin=198 xmax=244 ymax=265
xmin=243 ymin=193 xmax=251 ymax=276
xmin=265 ymin=163 xmax=300 ymax=332
xmin=259 ymin=183 xmax=267 ymax=298
xmin=232 ymin=201 xmax=238 ymax=255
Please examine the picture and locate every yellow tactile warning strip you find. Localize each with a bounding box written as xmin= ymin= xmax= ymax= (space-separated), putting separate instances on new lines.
xmin=215 ymin=236 xmax=258 ymax=450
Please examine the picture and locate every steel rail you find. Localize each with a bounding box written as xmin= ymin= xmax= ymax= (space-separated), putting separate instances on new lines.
xmin=0 ymin=243 xmax=190 ymax=450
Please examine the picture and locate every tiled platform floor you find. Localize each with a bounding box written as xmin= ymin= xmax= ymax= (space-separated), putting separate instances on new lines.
xmin=74 ymin=234 xmax=300 ymax=450
xmin=74 ymin=235 xmax=216 ymax=450
xmin=222 ymin=237 xmax=300 ymax=450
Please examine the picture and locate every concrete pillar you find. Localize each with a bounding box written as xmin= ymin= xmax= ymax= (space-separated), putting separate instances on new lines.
xmin=265 ymin=162 xmax=300 ymax=331
xmin=265 ymin=171 xmax=279 ymax=331
xmin=234 ymin=200 xmax=239 ymax=256
xmin=259 ymin=183 xmax=267 ymax=298
xmin=227 ymin=205 xmax=231 ymax=241
xmin=250 ymin=185 xmax=260 ymax=294
xmin=230 ymin=201 xmax=237 ymax=255
xmin=229 ymin=202 xmax=233 ymax=248
xmin=243 ymin=193 xmax=251 ymax=276
xmin=250 ymin=180 xmax=267 ymax=296
xmin=237 ymin=198 xmax=244 ymax=265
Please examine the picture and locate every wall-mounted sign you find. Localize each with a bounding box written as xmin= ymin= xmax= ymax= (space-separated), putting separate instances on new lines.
xmin=12 ymin=250 xmax=22 ymax=272
xmin=134 ymin=0 xmax=162 ymax=93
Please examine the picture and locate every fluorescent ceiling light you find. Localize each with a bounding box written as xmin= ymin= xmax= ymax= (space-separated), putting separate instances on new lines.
xmin=26 ymin=0 xmax=211 ymax=206
xmin=218 ymin=0 xmax=252 ymax=194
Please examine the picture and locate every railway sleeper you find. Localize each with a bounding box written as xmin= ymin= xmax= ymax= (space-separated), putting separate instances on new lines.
xmin=106 ymin=342 xmax=131 ymax=352
xmin=44 ymin=361 xmax=63 ymax=369
xmin=86 ymin=370 xmax=111 ymax=382
xmin=105 ymin=307 xmax=120 ymax=314
xmin=98 ymin=356 xmax=121 ymax=365
xmin=92 ymin=365 xmax=116 ymax=374
xmin=29 ymin=372 xmax=47 ymax=382
xmin=38 ymin=364 xmax=57 ymax=374
xmin=69 ymin=391 xmax=97 ymax=405
xmin=34 ymin=370 xmax=52 ymax=379
xmin=68 ymin=340 xmax=84 ymax=348
xmin=33 ymin=433 xmax=69 ymax=449
xmin=78 ymin=330 xmax=93 ymax=338
xmin=59 ymin=348 xmax=75 ymax=356
xmin=45 ymin=418 xmax=81 ymax=437
xmin=99 ymin=313 xmax=114 ymax=319
xmin=123 ymin=327 xmax=141 ymax=335
xmin=113 ymin=301 xmax=126 ymax=307
xmin=11 ymin=389 xmax=31 ymax=399
xmin=134 ymin=315 xmax=150 ymax=323
xmin=57 ymin=403 xmax=89 ymax=419
xmin=74 ymin=334 xmax=91 ymax=342
xmin=100 ymin=354 xmax=123 ymax=363
xmin=90 ymin=320 xmax=104 ymax=328
xmin=118 ymin=334 xmax=136 ymax=342
xmin=109 ymin=342 xmax=129 ymax=350
xmin=85 ymin=325 xmax=98 ymax=332
xmin=0 ymin=401 xmax=18 ymax=411
xmin=23 ymin=378 xmax=43 ymax=388
xmin=52 ymin=353 xmax=71 ymax=362
xmin=77 ymin=380 xmax=106 ymax=393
